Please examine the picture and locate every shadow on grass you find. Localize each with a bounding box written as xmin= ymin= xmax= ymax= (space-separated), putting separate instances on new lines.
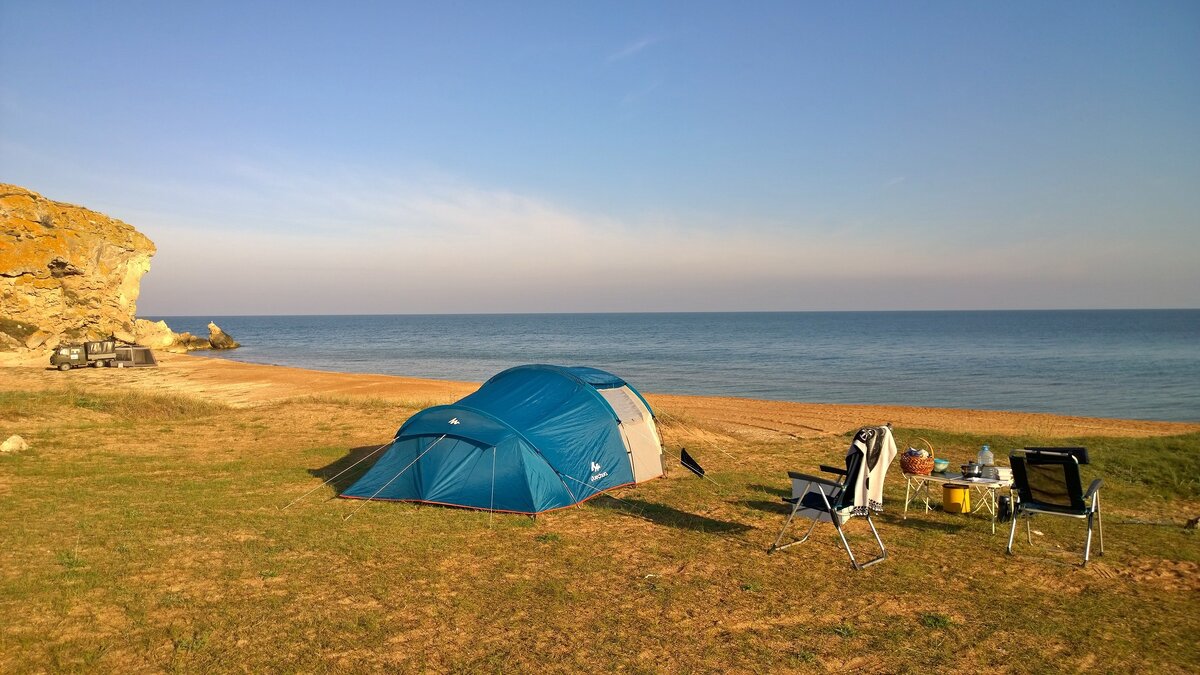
xmin=739 ymin=499 xmax=791 ymax=515
xmin=309 ymin=445 xmax=387 ymax=495
xmin=747 ymin=483 xmax=789 ymax=498
xmin=740 ymin=499 xmax=973 ymax=535
xmin=875 ymin=512 xmax=971 ymax=533
xmin=590 ymin=495 xmax=752 ymax=534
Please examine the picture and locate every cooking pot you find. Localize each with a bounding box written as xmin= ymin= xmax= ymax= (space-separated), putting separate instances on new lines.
xmin=961 ymin=462 xmax=983 ymax=478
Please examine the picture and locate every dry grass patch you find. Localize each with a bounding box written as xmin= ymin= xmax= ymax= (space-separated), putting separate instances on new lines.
xmin=0 ymin=387 xmax=1196 ymax=672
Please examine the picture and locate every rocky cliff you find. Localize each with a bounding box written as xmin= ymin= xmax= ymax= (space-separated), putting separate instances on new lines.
xmin=0 ymin=184 xmax=237 ymax=352
xmin=1 ymin=184 xmax=155 ymax=350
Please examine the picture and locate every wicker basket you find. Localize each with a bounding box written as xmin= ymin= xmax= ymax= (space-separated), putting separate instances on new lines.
xmin=899 ymin=437 xmax=936 ymax=475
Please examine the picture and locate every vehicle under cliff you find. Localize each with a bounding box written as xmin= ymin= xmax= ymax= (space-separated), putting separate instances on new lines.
xmin=50 ymin=340 xmax=157 ymax=370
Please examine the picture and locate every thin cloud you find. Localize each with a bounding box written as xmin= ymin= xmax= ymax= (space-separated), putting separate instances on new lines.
xmin=606 ymin=36 xmax=661 ymax=63
xmin=23 ymin=157 xmax=1197 ymax=313
xmin=621 ymin=79 xmax=663 ymax=108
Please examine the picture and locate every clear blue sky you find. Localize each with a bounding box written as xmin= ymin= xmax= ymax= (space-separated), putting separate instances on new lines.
xmin=2 ymin=1 xmax=1197 ymax=313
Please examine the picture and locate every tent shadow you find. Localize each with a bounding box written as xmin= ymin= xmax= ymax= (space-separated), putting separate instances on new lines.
xmin=591 ymin=495 xmax=752 ymax=534
xmin=308 ymin=445 xmax=387 ymax=495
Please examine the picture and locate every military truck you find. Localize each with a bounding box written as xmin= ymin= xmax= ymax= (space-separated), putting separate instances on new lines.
xmin=50 ymin=340 xmax=157 ymax=370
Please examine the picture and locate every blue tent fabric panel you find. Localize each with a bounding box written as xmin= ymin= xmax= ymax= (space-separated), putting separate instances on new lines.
xmin=421 ymin=439 xmax=543 ymax=513
xmin=396 ymin=405 xmax=515 ymax=447
xmin=465 ymin=366 xmax=618 ymax=424
xmin=418 ymin=437 xmax=490 ymax=506
xmin=343 ymin=436 xmax=570 ymax=513
xmin=520 ymin=392 xmax=634 ymax=495
xmin=463 ymin=366 xmax=634 ymax=494
xmin=520 ymin=445 xmax=581 ymax=512
xmin=342 ymin=436 xmax=431 ymax=500
xmin=565 ymin=366 xmax=626 ymax=389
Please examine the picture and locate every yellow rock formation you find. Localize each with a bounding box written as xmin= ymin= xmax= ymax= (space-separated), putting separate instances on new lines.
xmin=1 ymin=184 xmax=157 ymax=349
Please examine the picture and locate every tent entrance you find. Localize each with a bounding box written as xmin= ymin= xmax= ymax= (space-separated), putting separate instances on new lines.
xmin=599 ymin=386 xmax=663 ymax=483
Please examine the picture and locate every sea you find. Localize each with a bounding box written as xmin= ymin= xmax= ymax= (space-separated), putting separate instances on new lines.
xmin=148 ymin=310 xmax=1200 ymax=422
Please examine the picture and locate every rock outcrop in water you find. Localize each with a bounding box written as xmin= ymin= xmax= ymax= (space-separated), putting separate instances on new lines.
xmin=0 ymin=184 xmax=239 ymax=353
xmin=207 ymin=322 xmax=240 ymax=350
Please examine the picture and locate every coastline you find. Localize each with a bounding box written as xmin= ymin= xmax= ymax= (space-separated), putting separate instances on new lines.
xmin=3 ymin=350 xmax=1195 ymax=439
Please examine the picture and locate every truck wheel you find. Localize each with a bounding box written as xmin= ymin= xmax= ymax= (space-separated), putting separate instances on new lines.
xmin=58 ymin=363 xmax=71 ymax=371
xmin=90 ymin=360 xmax=101 ymax=368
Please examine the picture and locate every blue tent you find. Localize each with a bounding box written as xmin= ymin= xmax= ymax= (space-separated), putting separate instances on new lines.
xmin=341 ymin=365 xmax=662 ymax=514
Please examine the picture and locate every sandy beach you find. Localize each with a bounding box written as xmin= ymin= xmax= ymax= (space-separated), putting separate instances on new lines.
xmin=3 ymin=350 xmax=1195 ymax=439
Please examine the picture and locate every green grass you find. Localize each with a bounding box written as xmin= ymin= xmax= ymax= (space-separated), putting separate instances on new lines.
xmin=275 ymin=393 xmax=454 ymax=412
xmin=0 ymin=388 xmax=1196 ymax=672
xmin=919 ymin=612 xmax=953 ymax=629
xmin=0 ymin=388 xmax=228 ymax=422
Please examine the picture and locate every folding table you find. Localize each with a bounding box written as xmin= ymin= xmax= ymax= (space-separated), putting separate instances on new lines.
xmin=902 ymin=471 xmax=1013 ymax=534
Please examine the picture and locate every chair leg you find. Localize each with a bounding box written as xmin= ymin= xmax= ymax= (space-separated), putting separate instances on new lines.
xmin=769 ymin=503 xmax=800 ymax=552
xmin=832 ymin=518 xmax=859 ymax=569
xmin=770 ymin=501 xmax=823 ymax=553
xmin=1083 ymin=492 xmax=1105 ymax=565
xmin=1007 ymin=508 xmax=1019 ymax=554
xmin=797 ymin=516 xmax=819 ymax=544
xmin=1026 ymin=514 xmax=1033 ymax=545
xmin=857 ymin=514 xmax=888 ymax=569
xmin=832 ymin=514 xmax=887 ymax=570
xmin=1083 ymin=513 xmax=1094 ymax=566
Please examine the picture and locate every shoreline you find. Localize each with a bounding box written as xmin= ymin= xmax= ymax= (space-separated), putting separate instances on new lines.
xmin=2 ymin=350 xmax=1196 ymax=439
xmin=137 ymin=310 xmax=1200 ymax=423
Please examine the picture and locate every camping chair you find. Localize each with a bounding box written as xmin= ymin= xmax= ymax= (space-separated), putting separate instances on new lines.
xmin=768 ymin=450 xmax=888 ymax=569
xmin=1007 ymin=447 xmax=1104 ymax=566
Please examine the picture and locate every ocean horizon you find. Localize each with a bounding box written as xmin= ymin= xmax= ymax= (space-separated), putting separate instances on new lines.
xmin=148 ymin=309 xmax=1200 ymax=423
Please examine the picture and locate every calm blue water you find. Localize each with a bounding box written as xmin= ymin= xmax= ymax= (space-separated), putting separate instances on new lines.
xmin=148 ymin=311 xmax=1200 ymax=422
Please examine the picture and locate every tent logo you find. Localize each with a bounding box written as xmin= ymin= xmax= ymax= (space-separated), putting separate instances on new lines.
xmin=448 ymin=418 xmax=461 ymax=425
xmin=589 ymin=461 xmax=608 ymax=482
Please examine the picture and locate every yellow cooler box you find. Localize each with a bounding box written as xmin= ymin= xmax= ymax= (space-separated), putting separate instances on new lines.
xmin=943 ymin=484 xmax=971 ymax=513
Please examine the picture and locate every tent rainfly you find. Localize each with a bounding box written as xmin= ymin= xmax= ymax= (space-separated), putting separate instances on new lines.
xmin=342 ymin=365 xmax=663 ymax=514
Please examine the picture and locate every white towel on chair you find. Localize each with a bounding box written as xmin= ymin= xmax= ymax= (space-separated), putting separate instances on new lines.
xmin=849 ymin=425 xmax=898 ymax=515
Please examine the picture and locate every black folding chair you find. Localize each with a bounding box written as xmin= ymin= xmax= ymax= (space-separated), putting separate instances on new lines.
xmin=1007 ymin=447 xmax=1104 ymax=566
xmin=768 ymin=451 xmax=888 ymax=569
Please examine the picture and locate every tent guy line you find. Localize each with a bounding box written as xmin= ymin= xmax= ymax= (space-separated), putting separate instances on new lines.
xmin=556 ymin=468 xmax=648 ymax=516
xmin=342 ymin=434 xmax=448 ymax=521
xmin=489 ymin=447 xmax=498 ymax=526
xmin=680 ymin=448 xmax=724 ymax=488
xmin=280 ymin=439 xmax=394 ymax=511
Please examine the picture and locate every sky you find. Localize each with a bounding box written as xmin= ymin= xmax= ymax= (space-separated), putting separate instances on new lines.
xmin=1 ymin=1 xmax=1197 ymax=314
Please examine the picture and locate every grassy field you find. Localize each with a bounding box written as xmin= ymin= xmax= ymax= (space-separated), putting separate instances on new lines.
xmin=0 ymin=387 xmax=1196 ymax=673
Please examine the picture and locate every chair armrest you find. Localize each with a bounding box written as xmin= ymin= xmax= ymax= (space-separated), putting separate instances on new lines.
xmin=1084 ymin=478 xmax=1103 ymax=500
xmin=819 ymin=464 xmax=847 ymax=476
xmin=787 ymin=471 xmax=842 ymax=489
